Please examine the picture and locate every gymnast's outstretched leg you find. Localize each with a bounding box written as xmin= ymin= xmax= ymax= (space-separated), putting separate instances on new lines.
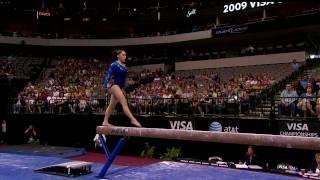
xmin=110 ymin=85 xmax=142 ymax=127
xmin=102 ymin=94 xmax=118 ymax=126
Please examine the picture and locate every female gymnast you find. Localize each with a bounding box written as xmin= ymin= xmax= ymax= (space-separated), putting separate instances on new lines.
xmin=102 ymin=49 xmax=142 ymax=128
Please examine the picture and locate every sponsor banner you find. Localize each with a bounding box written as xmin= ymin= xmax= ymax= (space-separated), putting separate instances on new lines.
xmin=214 ymin=25 xmax=249 ymax=35
xmin=168 ymin=117 xmax=195 ymax=130
xmin=277 ymin=121 xmax=320 ymax=137
xmin=222 ymin=2 xmax=283 ymax=14
xmin=212 ymin=21 xmax=270 ymax=37
xmin=208 ymin=119 xmax=240 ymax=133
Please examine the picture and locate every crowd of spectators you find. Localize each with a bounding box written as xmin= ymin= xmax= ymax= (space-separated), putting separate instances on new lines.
xmin=126 ymin=49 xmax=168 ymax=66
xmin=13 ymin=60 xmax=276 ymax=116
xmin=0 ymin=56 xmax=43 ymax=78
xmin=279 ymin=73 xmax=320 ymax=118
xmin=11 ymin=55 xmax=301 ymax=117
xmin=0 ymin=56 xmax=16 ymax=75
xmin=13 ymin=57 xmax=162 ymax=114
xmin=14 ymin=57 xmax=105 ymax=114
xmin=128 ymin=69 xmax=274 ymax=116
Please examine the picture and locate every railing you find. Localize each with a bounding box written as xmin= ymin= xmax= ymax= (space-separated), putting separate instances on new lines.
xmin=126 ymin=97 xmax=241 ymax=117
xmin=9 ymin=95 xmax=320 ymax=120
xmin=9 ymin=89 xmax=265 ymax=117
xmin=10 ymin=98 xmax=104 ymax=114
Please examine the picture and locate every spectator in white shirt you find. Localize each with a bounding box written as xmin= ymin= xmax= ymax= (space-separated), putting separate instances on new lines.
xmin=13 ymin=95 xmax=22 ymax=114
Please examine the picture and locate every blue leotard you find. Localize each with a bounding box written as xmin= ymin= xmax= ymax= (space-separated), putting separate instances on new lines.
xmin=103 ymin=61 xmax=128 ymax=89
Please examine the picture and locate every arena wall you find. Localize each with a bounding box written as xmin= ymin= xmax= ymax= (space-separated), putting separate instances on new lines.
xmin=175 ymin=51 xmax=306 ymax=71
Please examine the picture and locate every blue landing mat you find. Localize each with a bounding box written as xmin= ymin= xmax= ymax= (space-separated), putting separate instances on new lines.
xmin=0 ymin=153 xmax=298 ymax=180
xmin=0 ymin=144 xmax=85 ymax=158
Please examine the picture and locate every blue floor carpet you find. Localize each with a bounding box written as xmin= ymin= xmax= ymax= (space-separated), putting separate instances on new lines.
xmin=0 ymin=144 xmax=85 ymax=158
xmin=0 ymin=153 xmax=297 ymax=180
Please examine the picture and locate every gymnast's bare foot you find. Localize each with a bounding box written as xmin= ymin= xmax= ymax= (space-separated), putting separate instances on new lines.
xmin=131 ymin=118 xmax=142 ymax=127
xmin=93 ymin=134 xmax=106 ymax=148
xmin=94 ymin=138 xmax=100 ymax=148
xmin=102 ymin=122 xmax=114 ymax=127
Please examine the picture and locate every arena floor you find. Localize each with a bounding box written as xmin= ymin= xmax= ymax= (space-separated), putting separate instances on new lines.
xmin=0 ymin=152 xmax=299 ymax=180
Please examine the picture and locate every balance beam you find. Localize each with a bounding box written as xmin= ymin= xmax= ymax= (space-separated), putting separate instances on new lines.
xmin=96 ymin=126 xmax=320 ymax=178
xmin=96 ymin=126 xmax=320 ymax=150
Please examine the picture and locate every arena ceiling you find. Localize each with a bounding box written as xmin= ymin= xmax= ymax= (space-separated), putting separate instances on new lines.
xmin=0 ymin=1 xmax=285 ymax=19
xmin=0 ymin=1 xmax=317 ymax=39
